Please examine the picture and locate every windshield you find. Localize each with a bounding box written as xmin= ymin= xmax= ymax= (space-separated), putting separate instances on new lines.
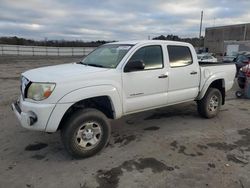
xmin=81 ymin=44 xmax=133 ymax=68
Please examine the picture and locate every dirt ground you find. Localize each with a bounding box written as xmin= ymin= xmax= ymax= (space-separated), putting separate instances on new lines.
xmin=0 ymin=56 xmax=250 ymax=188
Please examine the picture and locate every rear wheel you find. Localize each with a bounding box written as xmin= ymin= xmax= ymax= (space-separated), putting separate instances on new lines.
xmin=61 ymin=108 xmax=111 ymax=158
xmin=197 ymin=88 xmax=222 ymax=118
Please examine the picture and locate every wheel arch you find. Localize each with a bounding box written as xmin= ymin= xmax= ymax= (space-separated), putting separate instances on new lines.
xmin=209 ymin=79 xmax=225 ymax=105
xmin=57 ymin=95 xmax=115 ymax=131
xmin=45 ymin=85 xmax=123 ymax=132
xmin=198 ymin=78 xmax=226 ymax=105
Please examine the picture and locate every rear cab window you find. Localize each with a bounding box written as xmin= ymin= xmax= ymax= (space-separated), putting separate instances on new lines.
xmin=167 ymin=45 xmax=193 ymax=67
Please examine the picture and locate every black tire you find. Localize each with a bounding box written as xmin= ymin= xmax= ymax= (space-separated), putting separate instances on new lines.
xmin=61 ymin=108 xmax=111 ymax=158
xmin=197 ymin=88 xmax=222 ymax=118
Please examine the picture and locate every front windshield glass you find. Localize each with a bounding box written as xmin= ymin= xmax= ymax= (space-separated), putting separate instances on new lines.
xmin=81 ymin=44 xmax=133 ymax=68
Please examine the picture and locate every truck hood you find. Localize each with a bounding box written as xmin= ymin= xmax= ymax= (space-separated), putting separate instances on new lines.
xmin=22 ymin=63 xmax=109 ymax=82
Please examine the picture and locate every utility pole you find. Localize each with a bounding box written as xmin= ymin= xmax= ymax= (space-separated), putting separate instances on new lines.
xmin=199 ymin=10 xmax=204 ymax=50
xmin=199 ymin=10 xmax=203 ymax=39
xmin=243 ymin=24 xmax=247 ymax=41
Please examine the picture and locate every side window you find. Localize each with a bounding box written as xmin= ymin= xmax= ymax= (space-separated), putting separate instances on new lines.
xmin=167 ymin=46 xmax=193 ymax=67
xmin=129 ymin=45 xmax=163 ymax=70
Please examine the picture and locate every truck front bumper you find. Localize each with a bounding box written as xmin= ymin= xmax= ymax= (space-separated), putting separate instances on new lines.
xmin=11 ymin=96 xmax=55 ymax=131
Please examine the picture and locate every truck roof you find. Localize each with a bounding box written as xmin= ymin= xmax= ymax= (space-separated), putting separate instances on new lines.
xmin=109 ymin=40 xmax=191 ymax=46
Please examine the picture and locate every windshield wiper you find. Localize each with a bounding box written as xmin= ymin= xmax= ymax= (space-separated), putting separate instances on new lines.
xmin=77 ymin=62 xmax=105 ymax=68
xmin=87 ymin=63 xmax=104 ymax=68
xmin=77 ymin=62 xmax=88 ymax=65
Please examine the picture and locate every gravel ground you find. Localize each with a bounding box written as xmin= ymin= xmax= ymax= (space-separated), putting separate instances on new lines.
xmin=0 ymin=56 xmax=250 ymax=188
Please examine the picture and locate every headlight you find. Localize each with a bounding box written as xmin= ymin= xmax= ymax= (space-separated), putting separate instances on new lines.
xmin=27 ymin=83 xmax=55 ymax=101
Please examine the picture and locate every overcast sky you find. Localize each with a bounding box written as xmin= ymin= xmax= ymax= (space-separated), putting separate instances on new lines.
xmin=0 ymin=0 xmax=250 ymax=41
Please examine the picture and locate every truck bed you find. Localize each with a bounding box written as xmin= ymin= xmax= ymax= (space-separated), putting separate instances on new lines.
xmin=199 ymin=62 xmax=236 ymax=94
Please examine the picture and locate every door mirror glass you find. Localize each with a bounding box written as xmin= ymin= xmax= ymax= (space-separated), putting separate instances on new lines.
xmin=124 ymin=60 xmax=145 ymax=72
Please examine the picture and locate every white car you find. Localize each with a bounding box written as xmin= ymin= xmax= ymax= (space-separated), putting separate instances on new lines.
xmin=198 ymin=53 xmax=218 ymax=62
xmin=12 ymin=40 xmax=236 ymax=158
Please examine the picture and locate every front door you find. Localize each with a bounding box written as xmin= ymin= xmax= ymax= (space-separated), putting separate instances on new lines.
xmin=122 ymin=45 xmax=169 ymax=113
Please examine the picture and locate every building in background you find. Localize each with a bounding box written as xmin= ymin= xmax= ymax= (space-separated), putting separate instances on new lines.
xmin=204 ymin=23 xmax=250 ymax=55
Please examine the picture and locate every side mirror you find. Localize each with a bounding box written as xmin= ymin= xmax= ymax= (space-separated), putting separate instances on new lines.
xmin=124 ymin=60 xmax=145 ymax=72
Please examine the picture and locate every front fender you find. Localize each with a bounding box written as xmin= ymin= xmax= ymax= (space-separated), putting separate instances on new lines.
xmin=58 ymin=85 xmax=123 ymax=118
xmin=45 ymin=85 xmax=122 ymax=132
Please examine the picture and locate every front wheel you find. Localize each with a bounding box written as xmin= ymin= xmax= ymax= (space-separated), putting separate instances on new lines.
xmin=61 ymin=108 xmax=111 ymax=158
xmin=197 ymin=88 xmax=222 ymax=118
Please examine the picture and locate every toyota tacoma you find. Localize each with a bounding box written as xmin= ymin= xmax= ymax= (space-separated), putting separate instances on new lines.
xmin=12 ymin=40 xmax=236 ymax=158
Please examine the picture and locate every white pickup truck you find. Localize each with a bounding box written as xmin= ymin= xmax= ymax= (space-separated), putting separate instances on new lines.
xmin=12 ymin=40 xmax=236 ymax=158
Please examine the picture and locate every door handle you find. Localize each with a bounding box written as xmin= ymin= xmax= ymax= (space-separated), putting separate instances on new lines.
xmin=190 ymin=71 xmax=198 ymax=75
xmin=158 ymin=74 xmax=168 ymax=78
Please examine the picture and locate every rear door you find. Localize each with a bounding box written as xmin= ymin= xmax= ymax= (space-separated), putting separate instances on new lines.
xmin=166 ymin=45 xmax=200 ymax=104
xmin=122 ymin=45 xmax=169 ymax=113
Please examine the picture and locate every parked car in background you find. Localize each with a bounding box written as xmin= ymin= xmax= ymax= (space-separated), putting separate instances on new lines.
xmin=237 ymin=64 xmax=250 ymax=89
xmin=197 ymin=53 xmax=217 ymax=62
xmin=234 ymin=52 xmax=250 ymax=75
xmin=235 ymin=53 xmax=250 ymax=89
